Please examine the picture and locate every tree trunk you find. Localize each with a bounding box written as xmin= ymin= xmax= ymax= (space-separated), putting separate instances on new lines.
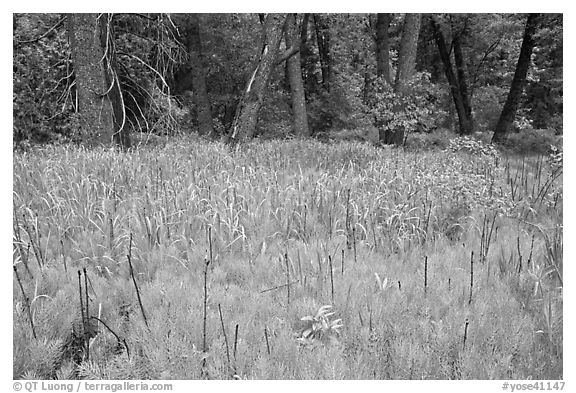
xmin=376 ymin=13 xmax=392 ymax=84
xmin=178 ymin=14 xmax=215 ymax=138
xmin=492 ymin=13 xmax=540 ymax=143
xmin=98 ymin=14 xmax=130 ymax=148
xmin=430 ymin=16 xmax=472 ymax=136
xmin=394 ymin=13 xmax=421 ymax=94
xmin=299 ymin=13 xmax=318 ymax=98
xmin=313 ymin=14 xmax=331 ymax=92
xmin=373 ymin=14 xmax=392 ymax=143
xmin=285 ymin=14 xmax=310 ymax=137
xmin=453 ymin=32 xmax=473 ymax=134
xmin=68 ymin=13 xmax=120 ymax=146
xmin=379 ymin=14 xmax=421 ymax=145
xmin=229 ymin=14 xmax=286 ymax=142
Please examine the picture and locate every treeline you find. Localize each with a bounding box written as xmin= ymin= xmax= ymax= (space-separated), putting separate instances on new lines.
xmin=13 ymin=13 xmax=562 ymax=148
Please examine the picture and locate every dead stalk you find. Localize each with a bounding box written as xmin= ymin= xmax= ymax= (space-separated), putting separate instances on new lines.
xmin=285 ymin=252 xmax=290 ymax=306
xmin=353 ymin=226 xmax=357 ymax=265
xmin=14 ymin=265 xmax=37 ymax=340
xmin=463 ymin=319 xmax=469 ymax=350
xmin=264 ymin=326 xmax=271 ymax=355
xmin=424 ymin=255 xmax=428 ymax=295
xmin=329 ymin=255 xmax=334 ymax=304
xmin=78 ymin=270 xmax=85 ymax=328
xmin=469 ymin=251 xmax=474 ymax=305
xmin=233 ymin=324 xmax=239 ymax=362
xmin=218 ymin=304 xmax=231 ymax=371
xmin=84 ymin=267 xmax=90 ymax=360
xmin=127 ymin=234 xmax=148 ymax=328
xmin=203 ymin=257 xmax=210 ymax=353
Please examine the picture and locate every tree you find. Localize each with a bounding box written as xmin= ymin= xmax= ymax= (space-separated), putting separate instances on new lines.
xmin=492 ymin=13 xmax=540 ymax=142
xmin=313 ymin=14 xmax=331 ymax=92
xmin=176 ymin=14 xmax=215 ymax=137
xmin=430 ymin=15 xmax=473 ymax=135
xmin=285 ymin=14 xmax=310 ymax=137
xmin=299 ymin=13 xmax=319 ymax=98
xmin=14 ymin=13 xmax=562 ymax=146
xmin=100 ymin=15 xmax=130 ymax=148
xmin=67 ymin=13 xmax=129 ymax=147
xmin=380 ymin=13 xmax=422 ymax=145
xmin=453 ymin=26 xmax=473 ymax=133
xmin=524 ymin=14 xmax=562 ymax=131
xmin=375 ymin=13 xmax=392 ymax=84
xmin=228 ymin=14 xmax=287 ymax=142
xmin=395 ymin=13 xmax=421 ymax=94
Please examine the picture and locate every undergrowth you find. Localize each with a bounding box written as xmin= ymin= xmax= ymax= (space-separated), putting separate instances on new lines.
xmin=13 ymin=136 xmax=562 ymax=379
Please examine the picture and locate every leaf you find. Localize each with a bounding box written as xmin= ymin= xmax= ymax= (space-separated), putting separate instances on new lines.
xmin=330 ymin=319 xmax=343 ymax=331
xmin=381 ymin=277 xmax=388 ymax=291
xmin=315 ymin=305 xmax=333 ymax=318
xmin=260 ymin=240 xmax=267 ymax=256
xmin=374 ymin=272 xmax=382 ymax=289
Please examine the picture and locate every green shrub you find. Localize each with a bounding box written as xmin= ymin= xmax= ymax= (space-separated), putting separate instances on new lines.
xmin=448 ymin=135 xmax=500 ymax=161
xmin=367 ymin=73 xmax=445 ymax=136
xmin=499 ymin=129 xmax=562 ymax=155
xmin=472 ymin=85 xmax=508 ymax=130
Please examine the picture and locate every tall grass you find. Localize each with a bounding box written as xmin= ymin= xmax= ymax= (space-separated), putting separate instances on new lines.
xmin=13 ymin=136 xmax=562 ymax=379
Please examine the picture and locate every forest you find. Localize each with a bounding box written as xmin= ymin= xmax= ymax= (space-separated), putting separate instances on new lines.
xmin=13 ymin=13 xmax=562 ymax=148
xmin=13 ymin=13 xmax=563 ymax=381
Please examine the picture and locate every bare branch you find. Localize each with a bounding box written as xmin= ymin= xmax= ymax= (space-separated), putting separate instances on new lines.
xmin=469 ymin=36 xmax=503 ymax=98
xmin=117 ymin=51 xmax=171 ymax=90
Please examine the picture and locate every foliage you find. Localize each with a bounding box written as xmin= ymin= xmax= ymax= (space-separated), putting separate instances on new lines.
xmin=442 ymin=137 xmax=516 ymax=215
xmin=512 ymin=109 xmax=534 ymax=132
xmin=13 ymin=14 xmax=74 ymax=144
xmin=12 ymin=14 xmax=185 ymax=145
xmin=13 ymin=13 xmax=562 ymax=146
xmin=447 ymin=135 xmax=500 ymax=161
xmin=367 ymin=73 xmax=444 ymax=135
xmin=459 ymin=14 xmax=525 ymax=90
xmin=547 ymin=144 xmax=563 ymax=173
xmin=296 ymin=305 xmax=343 ymax=346
xmin=12 ymin=12 xmax=564 ymax=379
xmin=525 ymin=14 xmax=563 ymax=133
xmin=307 ymin=87 xmax=360 ymax=132
xmin=197 ymin=14 xmax=262 ymax=130
xmin=472 ymin=85 xmax=508 ymax=130
xmin=499 ymin=129 xmax=562 ymax=155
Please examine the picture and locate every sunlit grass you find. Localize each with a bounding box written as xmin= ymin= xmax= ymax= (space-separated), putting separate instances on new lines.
xmin=13 ymin=136 xmax=562 ymax=379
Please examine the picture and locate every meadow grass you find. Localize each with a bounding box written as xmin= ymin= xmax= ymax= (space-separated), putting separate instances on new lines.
xmin=13 ymin=135 xmax=562 ymax=379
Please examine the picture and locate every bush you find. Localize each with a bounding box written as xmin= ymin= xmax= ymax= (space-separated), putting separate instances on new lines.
xmin=448 ymin=135 xmax=500 ymax=161
xmin=406 ymin=128 xmax=453 ymax=150
xmin=367 ymin=73 xmax=445 ymax=139
xmin=307 ymin=87 xmax=360 ymax=133
xmin=499 ymin=129 xmax=562 ymax=155
xmin=472 ymin=85 xmax=508 ymax=130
